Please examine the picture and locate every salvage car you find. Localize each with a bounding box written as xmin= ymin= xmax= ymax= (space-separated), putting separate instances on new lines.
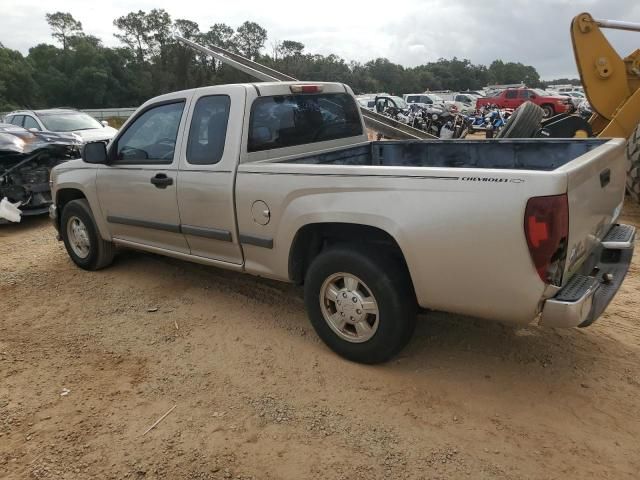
xmin=0 ymin=123 xmax=81 ymax=220
xmin=50 ymin=82 xmax=635 ymax=364
xmin=5 ymin=109 xmax=117 ymax=143
xmin=477 ymin=88 xmax=572 ymax=118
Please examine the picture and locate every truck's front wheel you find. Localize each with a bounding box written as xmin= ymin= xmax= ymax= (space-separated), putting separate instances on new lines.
xmin=627 ymin=123 xmax=640 ymax=203
xmin=304 ymin=246 xmax=417 ymax=364
xmin=61 ymin=199 xmax=115 ymax=271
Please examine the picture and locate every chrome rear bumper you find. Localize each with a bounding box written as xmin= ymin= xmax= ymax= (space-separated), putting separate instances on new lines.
xmin=540 ymin=224 xmax=635 ymax=328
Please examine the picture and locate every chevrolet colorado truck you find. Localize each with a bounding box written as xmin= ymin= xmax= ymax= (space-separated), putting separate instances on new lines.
xmin=477 ymin=88 xmax=572 ymax=117
xmin=50 ymin=82 xmax=636 ymax=363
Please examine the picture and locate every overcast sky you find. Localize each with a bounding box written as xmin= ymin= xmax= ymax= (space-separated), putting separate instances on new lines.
xmin=1 ymin=0 xmax=638 ymax=79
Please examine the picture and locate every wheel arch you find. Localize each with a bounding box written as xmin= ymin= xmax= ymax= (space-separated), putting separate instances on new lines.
xmin=288 ymin=222 xmax=416 ymax=298
xmin=55 ymin=188 xmax=87 ymax=230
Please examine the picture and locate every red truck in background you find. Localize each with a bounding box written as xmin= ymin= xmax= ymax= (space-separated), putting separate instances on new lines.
xmin=476 ymin=88 xmax=572 ymax=118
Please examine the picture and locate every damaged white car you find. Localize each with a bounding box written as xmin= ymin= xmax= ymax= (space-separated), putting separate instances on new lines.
xmin=0 ymin=123 xmax=81 ymax=222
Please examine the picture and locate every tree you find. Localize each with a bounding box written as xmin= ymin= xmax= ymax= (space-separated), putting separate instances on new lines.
xmin=202 ymin=23 xmax=235 ymax=50
xmin=174 ymin=19 xmax=200 ymax=40
xmin=113 ymin=10 xmax=150 ymax=62
xmin=45 ymin=12 xmax=83 ymax=50
xmin=234 ymin=21 xmax=267 ymax=60
xmin=278 ymin=40 xmax=304 ymax=58
xmin=146 ymin=9 xmax=173 ymax=54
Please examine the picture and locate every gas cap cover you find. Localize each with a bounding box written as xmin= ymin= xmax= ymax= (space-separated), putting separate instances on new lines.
xmin=251 ymin=200 xmax=270 ymax=225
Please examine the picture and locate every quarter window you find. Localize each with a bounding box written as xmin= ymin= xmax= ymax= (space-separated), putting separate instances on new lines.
xmin=9 ymin=115 xmax=24 ymax=127
xmin=114 ymin=101 xmax=185 ymax=164
xmin=186 ymin=95 xmax=231 ymax=165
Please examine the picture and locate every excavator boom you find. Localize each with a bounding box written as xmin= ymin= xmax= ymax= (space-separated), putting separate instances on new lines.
xmin=571 ymin=12 xmax=640 ymax=138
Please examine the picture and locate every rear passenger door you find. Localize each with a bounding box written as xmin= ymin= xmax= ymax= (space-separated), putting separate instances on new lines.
xmin=504 ymin=90 xmax=519 ymax=108
xmin=176 ymin=85 xmax=245 ymax=265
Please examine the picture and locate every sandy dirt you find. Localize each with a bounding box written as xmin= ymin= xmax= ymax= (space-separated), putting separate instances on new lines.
xmin=1 ymin=204 xmax=639 ymax=480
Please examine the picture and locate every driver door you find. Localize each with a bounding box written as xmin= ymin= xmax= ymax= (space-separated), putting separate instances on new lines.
xmin=96 ymin=96 xmax=192 ymax=253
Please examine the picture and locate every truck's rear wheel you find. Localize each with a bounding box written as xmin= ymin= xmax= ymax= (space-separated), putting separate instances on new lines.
xmin=61 ymin=199 xmax=115 ymax=270
xmin=304 ymin=245 xmax=416 ymax=364
xmin=497 ymin=102 xmax=544 ymax=139
xmin=627 ymin=123 xmax=640 ymax=203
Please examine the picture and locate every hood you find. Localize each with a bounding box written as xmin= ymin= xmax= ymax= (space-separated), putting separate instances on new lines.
xmin=71 ymin=126 xmax=118 ymax=142
xmin=0 ymin=123 xmax=82 ymax=157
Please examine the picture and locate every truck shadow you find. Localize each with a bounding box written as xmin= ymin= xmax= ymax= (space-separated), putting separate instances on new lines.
xmin=116 ymin=248 xmax=633 ymax=391
xmin=0 ymin=214 xmax=49 ymax=235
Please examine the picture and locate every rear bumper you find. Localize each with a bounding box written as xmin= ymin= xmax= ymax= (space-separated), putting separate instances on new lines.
xmin=539 ymin=224 xmax=635 ymax=328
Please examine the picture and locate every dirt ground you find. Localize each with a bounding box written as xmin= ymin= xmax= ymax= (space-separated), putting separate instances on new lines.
xmin=1 ymin=204 xmax=639 ymax=480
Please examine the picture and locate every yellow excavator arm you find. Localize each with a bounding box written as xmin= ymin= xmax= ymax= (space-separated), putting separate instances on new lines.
xmin=571 ymin=12 xmax=640 ymax=138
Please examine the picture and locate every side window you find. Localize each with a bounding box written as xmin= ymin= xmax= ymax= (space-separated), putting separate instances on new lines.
xmin=186 ymin=95 xmax=231 ymax=165
xmin=520 ymin=90 xmax=531 ymax=98
xmin=505 ymin=91 xmax=518 ymax=99
xmin=114 ymin=101 xmax=185 ymax=164
xmin=10 ymin=115 xmax=24 ymax=127
xmin=23 ymin=116 xmax=40 ymax=130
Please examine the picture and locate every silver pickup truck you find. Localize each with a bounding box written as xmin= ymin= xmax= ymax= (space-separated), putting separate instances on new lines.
xmin=50 ymin=81 xmax=636 ymax=363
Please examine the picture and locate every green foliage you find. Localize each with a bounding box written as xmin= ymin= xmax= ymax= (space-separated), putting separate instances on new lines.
xmin=0 ymin=10 xmax=553 ymax=112
xmin=45 ymin=12 xmax=83 ymax=50
xmin=234 ymin=21 xmax=268 ymax=60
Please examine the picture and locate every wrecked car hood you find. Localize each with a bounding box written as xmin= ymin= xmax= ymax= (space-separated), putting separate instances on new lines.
xmin=0 ymin=123 xmax=82 ymax=157
xmin=71 ymin=126 xmax=118 ymax=143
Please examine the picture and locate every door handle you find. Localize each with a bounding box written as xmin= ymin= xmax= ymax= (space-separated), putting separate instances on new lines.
xmin=150 ymin=173 xmax=173 ymax=189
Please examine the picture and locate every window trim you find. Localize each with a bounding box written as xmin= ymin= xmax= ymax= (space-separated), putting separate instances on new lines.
xmin=247 ymin=92 xmax=363 ymax=153
xmin=185 ymin=94 xmax=231 ymax=166
xmin=108 ymin=98 xmax=186 ymax=166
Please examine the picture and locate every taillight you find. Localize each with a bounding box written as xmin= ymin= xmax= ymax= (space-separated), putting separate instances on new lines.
xmin=290 ymin=84 xmax=323 ymax=93
xmin=524 ymin=194 xmax=569 ymax=285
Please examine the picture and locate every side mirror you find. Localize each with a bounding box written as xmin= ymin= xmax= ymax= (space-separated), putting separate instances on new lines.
xmin=82 ymin=141 xmax=108 ymax=164
xmin=101 ymin=120 xmax=109 ymax=127
xmin=529 ymin=94 xmax=536 ymax=99
xmin=28 ymin=127 xmax=39 ymax=133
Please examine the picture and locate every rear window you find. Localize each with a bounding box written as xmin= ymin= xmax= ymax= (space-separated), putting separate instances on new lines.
xmin=248 ymin=93 xmax=362 ymax=152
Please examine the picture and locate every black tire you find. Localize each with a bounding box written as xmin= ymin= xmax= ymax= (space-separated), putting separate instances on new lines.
xmin=497 ymin=102 xmax=545 ymax=139
xmin=304 ymin=245 xmax=417 ymax=364
xmin=627 ymin=123 xmax=640 ymax=203
xmin=541 ymin=104 xmax=555 ymax=118
xmin=61 ymin=199 xmax=115 ymax=270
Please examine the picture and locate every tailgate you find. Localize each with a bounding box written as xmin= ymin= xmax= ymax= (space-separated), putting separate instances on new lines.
xmin=559 ymin=138 xmax=627 ymax=280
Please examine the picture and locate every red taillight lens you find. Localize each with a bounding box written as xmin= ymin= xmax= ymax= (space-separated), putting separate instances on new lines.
xmin=524 ymin=194 xmax=569 ymax=285
xmin=290 ymin=84 xmax=323 ymax=93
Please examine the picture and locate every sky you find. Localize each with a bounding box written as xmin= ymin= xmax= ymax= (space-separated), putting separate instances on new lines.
xmin=1 ymin=0 xmax=639 ymax=80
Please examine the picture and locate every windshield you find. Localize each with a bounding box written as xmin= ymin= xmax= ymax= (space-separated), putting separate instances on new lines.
xmin=39 ymin=112 xmax=102 ymax=132
xmin=533 ymin=89 xmax=550 ymax=96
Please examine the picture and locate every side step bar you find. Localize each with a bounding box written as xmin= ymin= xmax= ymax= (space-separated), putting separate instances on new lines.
xmin=175 ymin=36 xmax=436 ymax=141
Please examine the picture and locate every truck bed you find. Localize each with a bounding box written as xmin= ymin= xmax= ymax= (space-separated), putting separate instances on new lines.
xmin=281 ymin=139 xmax=607 ymax=171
